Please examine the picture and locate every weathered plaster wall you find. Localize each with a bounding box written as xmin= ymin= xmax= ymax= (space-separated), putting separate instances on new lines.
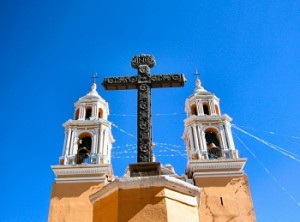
xmin=48 ymin=182 xmax=104 ymax=222
xmin=164 ymin=189 xmax=199 ymax=222
xmin=195 ymin=175 xmax=256 ymax=222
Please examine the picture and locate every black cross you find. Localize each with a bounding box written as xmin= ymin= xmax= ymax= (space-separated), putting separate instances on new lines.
xmin=91 ymin=72 xmax=98 ymax=84
xmin=102 ymin=54 xmax=186 ymax=163
xmin=194 ymin=68 xmax=200 ymax=79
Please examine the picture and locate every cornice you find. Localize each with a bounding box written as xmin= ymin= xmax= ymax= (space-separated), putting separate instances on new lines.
xmin=63 ymin=119 xmax=112 ymax=128
xmin=51 ymin=164 xmax=113 ymax=183
xmin=184 ymin=114 xmax=233 ymax=126
xmin=187 ymin=158 xmax=247 ymax=176
xmin=90 ymin=175 xmax=201 ymax=204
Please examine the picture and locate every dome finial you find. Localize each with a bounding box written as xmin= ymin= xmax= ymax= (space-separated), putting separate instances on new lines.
xmin=90 ymin=72 xmax=98 ymax=92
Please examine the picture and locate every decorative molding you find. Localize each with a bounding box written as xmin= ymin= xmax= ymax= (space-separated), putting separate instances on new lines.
xmin=187 ymin=158 xmax=247 ymax=176
xmin=90 ymin=175 xmax=201 ymax=205
xmin=51 ymin=164 xmax=113 ymax=183
xmin=63 ymin=119 xmax=112 ymax=128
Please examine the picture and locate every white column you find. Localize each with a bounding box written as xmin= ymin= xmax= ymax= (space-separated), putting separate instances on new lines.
xmin=92 ymin=103 xmax=97 ymax=119
xmin=198 ymin=101 xmax=204 ymax=115
xmin=209 ymin=100 xmax=215 ymax=115
xmin=103 ymin=130 xmax=108 ymax=156
xmin=195 ymin=100 xmax=201 ymax=116
xmin=79 ymin=104 xmax=85 ymax=120
xmin=224 ymin=121 xmax=236 ymax=150
xmin=65 ymin=128 xmax=72 ymax=155
xmin=211 ymin=100 xmax=217 ymax=115
xmin=197 ymin=125 xmax=204 ymax=150
xmin=188 ymin=127 xmax=195 ymax=152
xmin=91 ymin=133 xmax=97 ymax=154
xmin=99 ymin=126 xmax=104 ymax=154
xmin=218 ymin=125 xmax=227 ymax=149
xmin=200 ymin=130 xmax=207 ymax=151
xmin=61 ymin=129 xmax=67 ymax=156
xmin=192 ymin=124 xmax=200 ymax=151
xmin=70 ymin=129 xmax=77 ymax=155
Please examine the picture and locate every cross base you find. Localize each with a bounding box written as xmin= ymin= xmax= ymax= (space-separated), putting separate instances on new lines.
xmin=129 ymin=162 xmax=161 ymax=177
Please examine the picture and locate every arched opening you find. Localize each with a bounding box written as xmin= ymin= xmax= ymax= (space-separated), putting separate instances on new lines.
xmin=203 ymin=103 xmax=210 ymax=115
xmin=76 ymin=133 xmax=92 ymax=164
xmin=215 ymin=105 xmax=220 ymax=116
xmin=191 ymin=104 xmax=198 ymax=115
xmin=85 ymin=107 xmax=92 ymax=120
xmin=98 ymin=108 xmax=103 ymax=119
xmin=75 ymin=109 xmax=79 ymax=120
xmin=205 ymin=129 xmax=222 ymax=159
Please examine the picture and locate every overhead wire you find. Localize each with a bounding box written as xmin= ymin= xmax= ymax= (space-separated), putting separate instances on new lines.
xmin=233 ymin=131 xmax=300 ymax=208
xmin=232 ymin=124 xmax=300 ymax=162
xmin=233 ymin=124 xmax=300 ymax=139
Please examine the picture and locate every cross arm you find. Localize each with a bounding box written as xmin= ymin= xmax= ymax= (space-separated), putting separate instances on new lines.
xmin=150 ymin=74 xmax=186 ymax=88
xmin=102 ymin=76 xmax=138 ymax=90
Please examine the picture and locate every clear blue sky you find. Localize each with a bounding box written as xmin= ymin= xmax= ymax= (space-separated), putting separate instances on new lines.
xmin=1 ymin=0 xmax=300 ymax=221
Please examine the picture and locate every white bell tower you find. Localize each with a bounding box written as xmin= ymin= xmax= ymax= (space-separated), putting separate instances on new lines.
xmin=183 ymin=75 xmax=246 ymax=177
xmin=182 ymin=74 xmax=256 ymax=221
xmin=52 ymin=82 xmax=115 ymax=183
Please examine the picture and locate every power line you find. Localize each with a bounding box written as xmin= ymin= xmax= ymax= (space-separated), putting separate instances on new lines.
xmin=232 ymin=124 xmax=300 ymax=162
xmin=233 ymin=131 xmax=300 ymax=209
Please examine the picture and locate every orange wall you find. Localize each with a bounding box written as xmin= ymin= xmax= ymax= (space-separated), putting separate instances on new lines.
xmin=93 ymin=186 xmax=200 ymax=222
xmin=48 ymin=182 xmax=104 ymax=222
xmin=93 ymin=187 xmax=168 ymax=222
xmin=48 ymin=175 xmax=254 ymax=222
xmin=195 ymin=175 xmax=256 ymax=222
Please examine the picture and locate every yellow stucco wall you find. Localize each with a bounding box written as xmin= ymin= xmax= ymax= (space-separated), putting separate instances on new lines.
xmin=48 ymin=182 xmax=104 ymax=222
xmin=93 ymin=187 xmax=168 ymax=222
xmin=195 ymin=174 xmax=256 ymax=222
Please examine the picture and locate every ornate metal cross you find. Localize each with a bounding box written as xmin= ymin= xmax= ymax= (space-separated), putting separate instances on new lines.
xmin=102 ymin=54 xmax=186 ymax=163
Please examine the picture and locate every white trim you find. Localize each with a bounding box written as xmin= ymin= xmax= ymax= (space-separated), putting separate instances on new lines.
xmin=90 ymin=175 xmax=201 ymax=204
xmin=51 ymin=164 xmax=113 ymax=183
xmin=187 ymin=158 xmax=247 ymax=173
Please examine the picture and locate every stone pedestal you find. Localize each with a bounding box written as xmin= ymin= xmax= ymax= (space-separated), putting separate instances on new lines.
xmin=129 ymin=162 xmax=161 ymax=177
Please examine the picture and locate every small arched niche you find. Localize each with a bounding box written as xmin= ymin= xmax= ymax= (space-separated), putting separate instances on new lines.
xmin=85 ymin=107 xmax=92 ymax=120
xmin=203 ymin=103 xmax=210 ymax=115
xmin=76 ymin=133 xmax=92 ymax=164
xmin=191 ymin=104 xmax=198 ymax=115
xmin=98 ymin=108 xmax=103 ymax=119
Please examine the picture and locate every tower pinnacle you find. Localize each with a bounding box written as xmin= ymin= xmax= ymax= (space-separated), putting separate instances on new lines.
xmin=194 ymin=69 xmax=205 ymax=92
